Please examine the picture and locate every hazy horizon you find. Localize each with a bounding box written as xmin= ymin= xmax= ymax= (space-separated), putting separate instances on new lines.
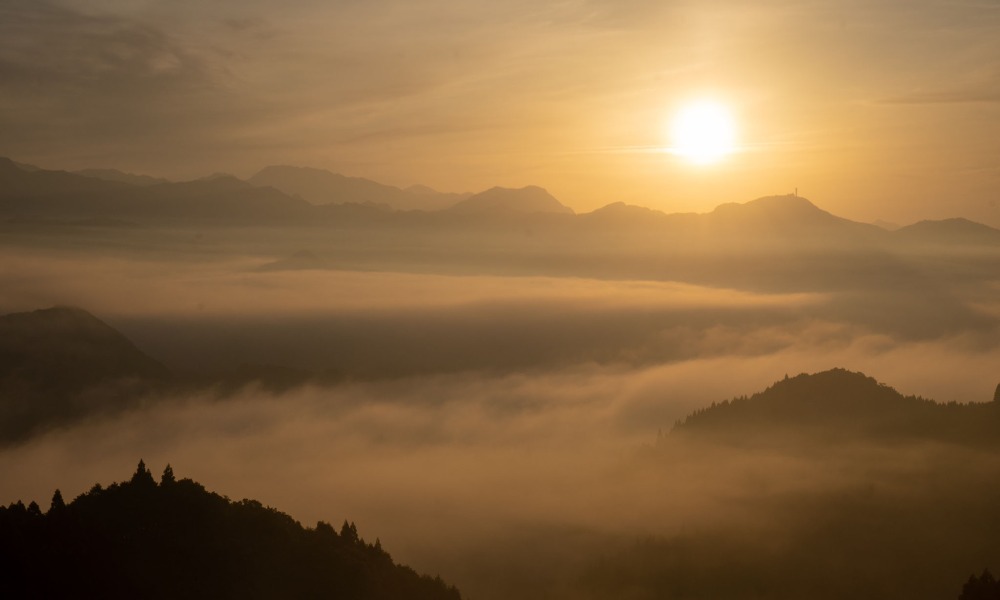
xmin=3 ymin=0 xmax=1000 ymax=227
xmin=3 ymin=1 xmax=1000 ymax=598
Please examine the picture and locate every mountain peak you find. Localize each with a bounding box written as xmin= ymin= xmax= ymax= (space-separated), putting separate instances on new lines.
xmin=674 ymin=369 xmax=923 ymax=439
xmin=671 ymin=368 xmax=1000 ymax=447
xmin=894 ymin=217 xmax=1000 ymax=245
xmin=706 ymin=195 xmax=885 ymax=241
xmin=0 ymin=306 xmax=169 ymax=382
xmin=0 ymin=306 xmax=171 ymax=442
xmin=712 ymin=194 xmax=825 ymax=216
xmin=448 ymin=185 xmax=574 ymax=215
xmin=248 ymin=165 xmax=461 ymax=211
xmin=75 ymin=168 xmax=168 ymax=186
xmin=0 ymin=464 xmax=463 ymax=599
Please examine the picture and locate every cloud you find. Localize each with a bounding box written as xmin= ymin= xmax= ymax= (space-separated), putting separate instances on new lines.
xmin=0 ymin=249 xmax=997 ymax=596
xmin=1 ymin=330 xmax=998 ymax=599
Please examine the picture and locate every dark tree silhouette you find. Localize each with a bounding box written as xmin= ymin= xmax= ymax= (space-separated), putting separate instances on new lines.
xmin=48 ymin=489 xmax=65 ymax=513
xmin=160 ymin=464 xmax=175 ymax=485
xmin=959 ymin=569 xmax=1000 ymax=600
xmin=0 ymin=462 xmax=462 ymax=600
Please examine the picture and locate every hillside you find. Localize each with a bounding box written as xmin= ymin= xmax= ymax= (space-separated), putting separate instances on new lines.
xmin=75 ymin=168 xmax=169 ymax=186
xmin=249 ymin=165 xmax=463 ymax=211
xmin=582 ymin=371 xmax=1000 ymax=600
xmin=705 ymin=195 xmax=886 ymax=244
xmin=0 ymin=159 xmax=311 ymax=223
xmin=0 ymin=462 xmax=462 ymax=600
xmin=894 ymin=218 xmax=1000 ymax=246
xmin=0 ymin=307 xmax=169 ymax=444
xmin=673 ymin=368 xmax=1000 ymax=445
xmin=446 ymin=185 xmax=574 ymax=215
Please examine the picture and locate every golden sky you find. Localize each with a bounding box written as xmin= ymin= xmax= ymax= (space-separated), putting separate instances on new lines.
xmin=2 ymin=0 xmax=999 ymax=225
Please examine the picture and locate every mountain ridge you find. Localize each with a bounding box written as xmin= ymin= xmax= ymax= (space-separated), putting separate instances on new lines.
xmin=446 ymin=185 xmax=575 ymax=216
xmin=249 ymin=165 xmax=465 ymax=211
xmin=0 ymin=461 xmax=463 ymax=599
xmin=0 ymin=306 xmax=170 ymax=444
xmin=2 ymin=157 xmax=998 ymax=249
xmin=672 ymin=368 xmax=1000 ymax=446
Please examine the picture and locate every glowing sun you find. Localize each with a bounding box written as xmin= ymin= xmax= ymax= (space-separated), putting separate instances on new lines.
xmin=668 ymin=101 xmax=737 ymax=165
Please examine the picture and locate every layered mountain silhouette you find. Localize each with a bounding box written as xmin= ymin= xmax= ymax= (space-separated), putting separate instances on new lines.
xmin=0 ymin=158 xmax=311 ymax=223
xmin=704 ymin=195 xmax=885 ymax=243
xmin=0 ymin=306 xmax=168 ymax=384
xmin=249 ymin=165 xmax=467 ymax=211
xmin=0 ymin=156 xmax=131 ymax=198
xmin=3 ymin=157 xmax=999 ymax=252
xmin=673 ymin=368 xmax=1000 ymax=446
xmin=0 ymin=461 xmax=462 ymax=599
xmin=74 ymin=168 xmax=169 ymax=187
xmin=0 ymin=307 xmax=169 ymax=444
xmin=894 ymin=217 xmax=1000 ymax=246
xmin=588 ymin=371 xmax=1000 ymax=600
xmin=446 ymin=185 xmax=574 ymax=216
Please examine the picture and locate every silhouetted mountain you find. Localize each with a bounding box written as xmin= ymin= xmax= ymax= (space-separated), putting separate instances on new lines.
xmin=0 ymin=156 xmax=131 ymax=199
xmin=706 ymin=195 xmax=886 ymax=243
xmin=0 ymin=306 xmax=169 ymax=443
xmin=584 ymin=372 xmax=1000 ymax=600
xmin=446 ymin=185 xmax=574 ymax=215
xmin=672 ymin=368 xmax=1000 ymax=446
xmin=75 ymin=168 xmax=169 ymax=186
xmin=0 ymin=159 xmax=311 ymax=223
xmin=0 ymin=306 xmax=169 ymax=387
xmin=249 ymin=165 xmax=461 ymax=211
xmin=136 ymin=175 xmax=313 ymax=220
xmin=0 ymin=462 xmax=462 ymax=600
xmin=894 ymin=218 xmax=1000 ymax=246
xmin=3 ymin=158 xmax=998 ymax=302
xmin=581 ymin=201 xmax=669 ymax=225
xmin=12 ymin=160 xmax=42 ymax=171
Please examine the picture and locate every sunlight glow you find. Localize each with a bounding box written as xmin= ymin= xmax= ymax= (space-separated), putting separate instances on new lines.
xmin=668 ymin=101 xmax=737 ymax=165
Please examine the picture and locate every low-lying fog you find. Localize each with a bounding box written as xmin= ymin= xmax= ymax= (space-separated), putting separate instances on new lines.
xmin=2 ymin=245 xmax=999 ymax=599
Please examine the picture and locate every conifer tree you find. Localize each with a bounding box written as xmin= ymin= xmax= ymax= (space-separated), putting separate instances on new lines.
xmin=49 ymin=489 xmax=65 ymax=513
xmin=131 ymin=459 xmax=155 ymax=486
xmin=161 ymin=464 xmax=176 ymax=485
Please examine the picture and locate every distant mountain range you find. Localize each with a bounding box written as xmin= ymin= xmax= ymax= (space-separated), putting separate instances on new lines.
xmin=0 ymin=461 xmax=462 ymax=599
xmin=74 ymin=168 xmax=170 ymax=187
xmin=248 ymin=164 xmax=468 ymax=211
xmin=3 ymin=156 xmax=998 ymax=247
xmin=893 ymin=217 xmax=1000 ymax=246
xmin=0 ymin=158 xmax=312 ymax=223
xmin=673 ymin=368 xmax=1000 ymax=446
xmin=446 ymin=185 xmax=573 ymax=215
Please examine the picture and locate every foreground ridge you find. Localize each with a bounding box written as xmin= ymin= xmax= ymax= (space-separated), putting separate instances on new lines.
xmin=0 ymin=461 xmax=462 ymax=600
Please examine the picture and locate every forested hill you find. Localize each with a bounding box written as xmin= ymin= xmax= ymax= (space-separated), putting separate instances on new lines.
xmin=672 ymin=368 xmax=1000 ymax=446
xmin=0 ymin=306 xmax=170 ymax=444
xmin=0 ymin=462 xmax=462 ymax=600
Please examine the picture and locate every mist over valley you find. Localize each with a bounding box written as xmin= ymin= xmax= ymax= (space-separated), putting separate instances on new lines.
xmin=2 ymin=156 xmax=999 ymax=598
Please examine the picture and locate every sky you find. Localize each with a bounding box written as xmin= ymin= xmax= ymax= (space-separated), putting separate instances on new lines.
xmin=2 ymin=0 xmax=1000 ymax=225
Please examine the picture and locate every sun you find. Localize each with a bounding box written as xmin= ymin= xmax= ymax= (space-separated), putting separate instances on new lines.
xmin=668 ymin=100 xmax=737 ymax=165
